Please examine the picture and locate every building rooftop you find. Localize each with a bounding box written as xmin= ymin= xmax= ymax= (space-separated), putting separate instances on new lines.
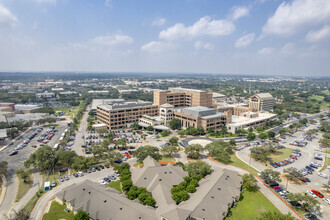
xmin=169 ymin=87 xmax=204 ymax=93
xmin=55 ymin=180 xmax=157 ymax=220
xmin=98 ymin=100 xmax=156 ymax=111
xmin=174 ymin=106 xmax=219 ymax=118
xmin=0 ymin=128 xmax=7 ymax=139
xmin=254 ymin=93 xmax=273 ymax=99
xmin=15 ymin=105 xmax=42 ymax=111
xmin=91 ymin=99 xmax=125 ymax=110
xmin=228 ymin=112 xmax=277 ymax=127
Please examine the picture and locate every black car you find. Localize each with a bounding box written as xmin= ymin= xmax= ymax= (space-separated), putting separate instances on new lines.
xmin=304 ymin=214 xmax=318 ymax=220
xmin=104 ymin=164 xmax=110 ymax=168
xmin=96 ymin=167 xmax=101 ymax=171
xmin=305 ymin=177 xmax=311 ymax=182
xmin=9 ymin=150 xmax=18 ymax=156
xmin=73 ymin=173 xmax=79 ymax=177
xmin=99 ymin=165 xmax=105 ymax=169
xmin=270 ymin=162 xmax=278 ymax=168
xmin=270 ymin=181 xmax=279 ymax=187
xmin=103 ymin=177 xmax=111 ymax=182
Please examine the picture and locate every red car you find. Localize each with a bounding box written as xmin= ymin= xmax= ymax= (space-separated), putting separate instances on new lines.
xmin=272 ymin=186 xmax=282 ymax=190
xmin=31 ymin=145 xmax=37 ymax=148
xmin=311 ymin=190 xmax=324 ymax=198
xmin=300 ymin=179 xmax=307 ymax=183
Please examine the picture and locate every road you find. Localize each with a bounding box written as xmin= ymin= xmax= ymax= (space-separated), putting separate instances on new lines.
xmin=0 ymin=121 xmax=68 ymax=219
xmin=71 ymin=107 xmax=89 ymax=156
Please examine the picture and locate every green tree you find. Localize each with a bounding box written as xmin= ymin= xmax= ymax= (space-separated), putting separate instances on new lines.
xmin=260 ymin=169 xmax=282 ymax=184
xmin=16 ymin=169 xmax=31 ymax=183
xmin=242 ymin=173 xmax=257 ymax=191
xmin=146 ymin=125 xmax=154 ymax=132
xmin=178 ymin=130 xmax=186 ymax=137
xmin=323 ymin=179 xmax=330 ymax=192
xmin=169 ymin=136 xmax=179 ymax=145
xmin=257 ymin=211 xmax=295 ymax=220
xmin=162 ymin=145 xmax=179 ymax=156
xmin=57 ymin=151 xmax=78 ymax=169
xmin=288 ymin=193 xmax=320 ymax=211
xmin=74 ymin=210 xmax=89 ymax=220
xmin=196 ymin=127 xmax=205 ymax=135
xmin=250 ymin=146 xmax=270 ymax=163
xmin=130 ymin=122 xmax=139 ymax=130
xmin=258 ymin=132 xmax=268 ymax=140
xmin=107 ymin=151 xmax=124 ymax=165
xmin=267 ymin=131 xmax=276 ymax=139
xmin=172 ymin=191 xmax=189 ymax=204
xmin=87 ymin=145 xmax=106 ymax=158
xmin=278 ymin=128 xmax=287 ymax=136
xmin=116 ymin=138 xmax=128 ymax=150
xmin=248 ymin=127 xmax=253 ymax=133
xmin=206 ymin=141 xmax=233 ymax=163
xmin=185 ymin=126 xmax=198 ymax=136
xmin=247 ymin=132 xmax=256 ymax=141
xmin=185 ymin=161 xmax=211 ymax=180
xmin=133 ymin=146 xmax=162 ymax=162
xmin=24 ymin=145 xmax=57 ymax=173
xmin=283 ymin=167 xmax=304 ymax=190
xmin=161 ymin=130 xmax=170 ymax=137
xmin=229 ymin=139 xmax=236 ymax=146
xmin=122 ymin=179 xmax=133 ymax=192
xmin=6 ymin=128 xmax=19 ymax=139
xmin=185 ymin=144 xmax=203 ymax=159
xmin=169 ymin=118 xmax=181 ymax=130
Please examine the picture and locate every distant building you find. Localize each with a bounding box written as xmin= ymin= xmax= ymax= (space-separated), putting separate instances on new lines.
xmin=249 ymin=93 xmax=275 ymax=111
xmin=15 ymin=105 xmax=42 ymax=114
xmin=153 ymin=87 xmax=213 ymax=108
xmin=96 ymin=100 xmax=158 ymax=129
xmin=0 ymin=103 xmax=15 ymax=111
xmin=36 ymin=91 xmax=55 ymax=99
xmin=212 ymin=92 xmax=226 ymax=102
xmin=174 ymin=106 xmax=226 ymax=131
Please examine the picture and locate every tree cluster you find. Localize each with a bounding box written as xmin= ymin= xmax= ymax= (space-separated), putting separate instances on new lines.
xmin=206 ymin=141 xmax=234 ymax=163
xmin=133 ymin=146 xmax=162 ymax=162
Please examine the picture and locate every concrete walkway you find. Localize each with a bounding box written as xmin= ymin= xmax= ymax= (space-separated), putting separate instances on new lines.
xmin=0 ymin=174 xmax=8 ymax=207
xmin=7 ymin=172 xmax=42 ymax=219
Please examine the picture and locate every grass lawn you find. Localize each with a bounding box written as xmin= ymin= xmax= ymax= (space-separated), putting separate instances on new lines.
xmin=160 ymin=155 xmax=175 ymax=162
xmin=43 ymin=201 xmax=74 ymax=220
xmin=133 ymin=161 xmax=143 ymax=167
xmin=223 ymin=153 xmax=259 ymax=176
xmin=43 ymin=172 xmax=61 ymax=182
xmin=269 ymin=148 xmax=293 ymax=163
xmin=320 ymin=157 xmax=330 ymax=172
xmin=53 ymin=106 xmax=79 ymax=119
xmin=320 ymin=102 xmax=330 ymax=110
xmin=309 ymin=95 xmax=324 ymax=102
xmin=16 ymin=175 xmax=32 ymax=202
xmin=106 ymin=180 xmax=122 ymax=193
xmin=322 ymin=90 xmax=330 ymax=96
xmin=225 ymin=190 xmax=280 ymax=220
xmin=23 ymin=190 xmax=45 ymax=215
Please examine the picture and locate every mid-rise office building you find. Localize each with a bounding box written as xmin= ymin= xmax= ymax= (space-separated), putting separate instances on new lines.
xmin=153 ymin=87 xmax=213 ymax=108
xmin=174 ymin=106 xmax=226 ymax=131
xmin=249 ymin=93 xmax=275 ymax=111
xmin=97 ymin=100 xmax=158 ymax=129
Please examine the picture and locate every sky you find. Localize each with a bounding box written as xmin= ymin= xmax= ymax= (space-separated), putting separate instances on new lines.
xmin=0 ymin=0 xmax=330 ymax=76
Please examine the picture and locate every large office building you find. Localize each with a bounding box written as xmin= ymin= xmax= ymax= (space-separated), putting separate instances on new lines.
xmin=96 ymin=100 xmax=158 ymax=129
xmin=174 ymin=106 xmax=227 ymax=131
xmin=153 ymin=87 xmax=213 ymax=108
xmin=249 ymin=93 xmax=275 ymax=111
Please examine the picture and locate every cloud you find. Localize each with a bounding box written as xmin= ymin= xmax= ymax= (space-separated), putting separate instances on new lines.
xmin=90 ymin=34 xmax=133 ymax=46
xmin=194 ymin=41 xmax=214 ymax=50
xmin=230 ymin=6 xmax=249 ymax=21
xmin=258 ymin=47 xmax=274 ymax=54
xmin=235 ymin=33 xmax=255 ymax=48
xmin=152 ymin=17 xmax=166 ymax=26
xmin=0 ymin=4 xmax=18 ymax=28
xmin=159 ymin=16 xmax=235 ymax=41
xmin=141 ymin=41 xmax=175 ymax=53
xmin=280 ymin=43 xmax=295 ymax=55
xmin=306 ymin=25 xmax=330 ymax=42
xmin=105 ymin=0 xmax=112 ymax=8
xmin=262 ymin=0 xmax=330 ymax=36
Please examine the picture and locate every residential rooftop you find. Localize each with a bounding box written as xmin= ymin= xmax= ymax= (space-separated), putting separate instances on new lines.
xmin=174 ymin=106 xmax=224 ymax=119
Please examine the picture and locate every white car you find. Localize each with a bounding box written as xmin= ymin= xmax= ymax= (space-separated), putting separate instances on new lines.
xmin=327 ymin=165 xmax=330 ymax=170
xmin=318 ymin=172 xmax=329 ymax=179
xmin=98 ymin=180 xmax=106 ymax=185
xmin=323 ymin=198 xmax=330 ymax=205
xmin=307 ymin=190 xmax=317 ymax=198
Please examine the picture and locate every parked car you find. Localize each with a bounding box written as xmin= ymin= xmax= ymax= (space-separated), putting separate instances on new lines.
xmin=306 ymin=190 xmax=317 ymax=198
xmin=59 ymin=177 xmax=64 ymax=182
xmin=51 ymin=181 xmax=56 ymax=187
xmin=98 ymin=180 xmax=107 ymax=185
xmin=323 ymin=198 xmax=330 ymax=205
xmin=311 ymin=190 xmax=324 ymax=198
xmin=64 ymin=176 xmax=69 ymax=180
xmin=304 ymin=214 xmax=318 ymax=220
xmin=318 ymin=172 xmax=328 ymax=179
xmin=9 ymin=151 xmax=18 ymax=156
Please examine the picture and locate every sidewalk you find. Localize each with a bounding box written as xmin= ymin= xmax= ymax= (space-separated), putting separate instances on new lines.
xmin=0 ymin=174 xmax=8 ymax=207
